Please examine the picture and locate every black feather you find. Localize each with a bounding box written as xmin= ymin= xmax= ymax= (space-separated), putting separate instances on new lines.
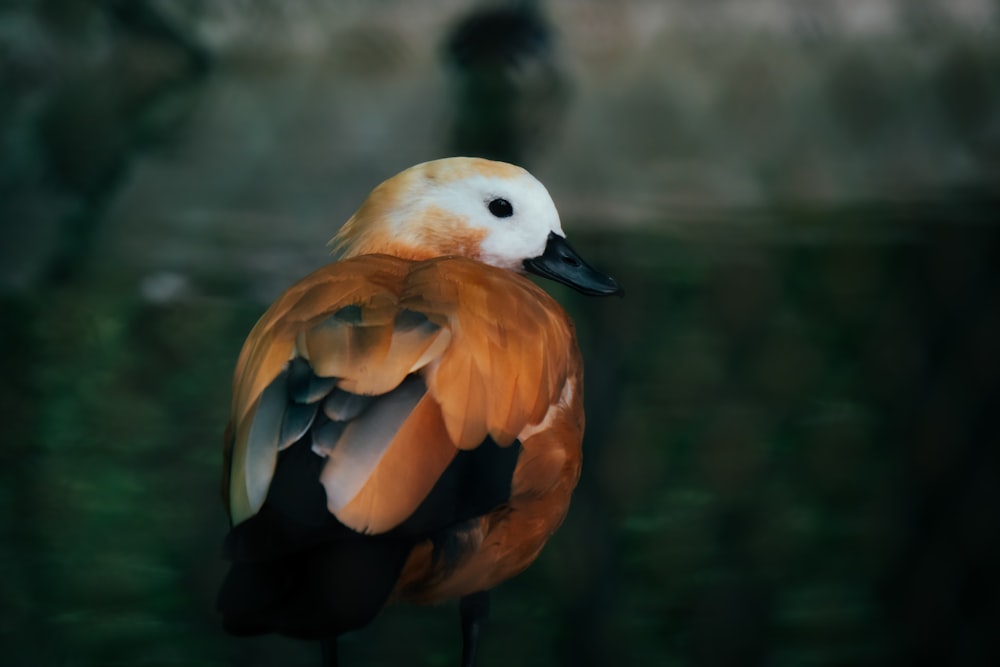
xmin=220 ymin=367 xmax=521 ymax=640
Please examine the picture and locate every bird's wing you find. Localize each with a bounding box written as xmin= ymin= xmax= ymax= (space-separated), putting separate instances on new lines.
xmin=224 ymin=255 xmax=575 ymax=536
xmin=225 ymin=254 xmax=451 ymax=528
xmin=402 ymin=257 xmax=576 ymax=448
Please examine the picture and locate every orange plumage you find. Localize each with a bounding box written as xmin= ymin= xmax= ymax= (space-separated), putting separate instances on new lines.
xmin=218 ymin=158 xmax=620 ymax=666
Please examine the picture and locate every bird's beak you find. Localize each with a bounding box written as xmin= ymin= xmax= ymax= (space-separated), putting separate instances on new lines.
xmin=524 ymin=232 xmax=624 ymax=297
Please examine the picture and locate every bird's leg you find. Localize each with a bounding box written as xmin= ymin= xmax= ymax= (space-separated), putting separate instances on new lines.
xmin=459 ymin=590 xmax=491 ymax=667
xmin=320 ymin=638 xmax=339 ymax=667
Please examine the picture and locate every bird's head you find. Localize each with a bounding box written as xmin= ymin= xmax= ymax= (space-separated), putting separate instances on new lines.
xmin=332 ymin=157 xmax=622 ymax=296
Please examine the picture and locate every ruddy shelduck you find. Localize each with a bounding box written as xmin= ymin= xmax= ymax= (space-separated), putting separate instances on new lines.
xmin=217 ymin=157 xmax=622 ymax=666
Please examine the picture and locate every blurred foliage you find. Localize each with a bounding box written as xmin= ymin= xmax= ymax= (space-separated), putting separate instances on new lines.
xmin=2 ymin=1 xmax=1000 ymax=666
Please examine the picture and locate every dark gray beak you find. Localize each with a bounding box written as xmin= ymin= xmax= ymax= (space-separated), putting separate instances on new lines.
xmin=523 ymin=232 xmax=623 ymax=297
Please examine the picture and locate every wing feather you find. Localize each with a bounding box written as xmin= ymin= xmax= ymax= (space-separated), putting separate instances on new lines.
xmin=311 ymin=419 xmax=346 ymax=457
xmin=326 ymin=387 xmax=457 ymax=534
xmin=297 ymin=302 xmax=449 ymax=397
xmin=287 ymin=357 xmax=337 ymax=403
xmin=279 ymin=401 xmax=318 ymax=450
xmin=321 ymin=376 xmax=426 ymax=512
xmin=322 ymin=389 xmax=375 ymax=422
xmin=224 ymin=255 xmax=578 ymax=536
xmin=404 ymin=258 xmax=576 ymax=449
xmin=225 ymin=257 xmax=413 ymax=524
xmin=230 ymin=369 xmax=288 ymax=522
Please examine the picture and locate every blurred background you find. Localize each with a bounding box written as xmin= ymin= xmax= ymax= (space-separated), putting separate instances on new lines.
xmin=2 ymin=0 xmax=999 ymax=665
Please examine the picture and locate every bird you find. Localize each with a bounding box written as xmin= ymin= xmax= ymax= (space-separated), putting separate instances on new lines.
xmin=216 ymin=157 xmax=622 ymax=666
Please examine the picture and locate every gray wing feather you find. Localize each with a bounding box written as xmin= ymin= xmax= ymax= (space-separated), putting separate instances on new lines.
xmin=311 ymin=419 xmax=346 ymax=457
xmin=287 ymin=357 xmax=337 ymax=403
xmin=243 ymin=370 xmax=288 ymax=515
xmin=321 ymin=376 xmax=426 ymax=512
xmin=239 ymin=358 xmax=427 ymax=520
xmin=322 ymin=390 xmax=375 ymax=422
xmin=279 ymin=401 xmax=318 ymax=450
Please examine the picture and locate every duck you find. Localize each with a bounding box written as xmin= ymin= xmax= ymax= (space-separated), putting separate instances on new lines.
xmin=217 ymin=157 xmax=622 ymax=666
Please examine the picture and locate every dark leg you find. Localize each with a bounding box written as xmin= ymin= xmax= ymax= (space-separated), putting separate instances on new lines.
xmin=320 ymin=638 xmax=338 ymax=667
xmin=459 ymin=590 xmax=491 ymax=667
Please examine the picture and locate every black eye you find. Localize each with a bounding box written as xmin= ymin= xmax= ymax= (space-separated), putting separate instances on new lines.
xmin=488 ymin=198 xmax=513 ymax=218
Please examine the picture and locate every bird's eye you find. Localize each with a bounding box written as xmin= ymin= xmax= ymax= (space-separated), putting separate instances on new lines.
xmin=488 ymin=198 xmax=514 ymax=218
